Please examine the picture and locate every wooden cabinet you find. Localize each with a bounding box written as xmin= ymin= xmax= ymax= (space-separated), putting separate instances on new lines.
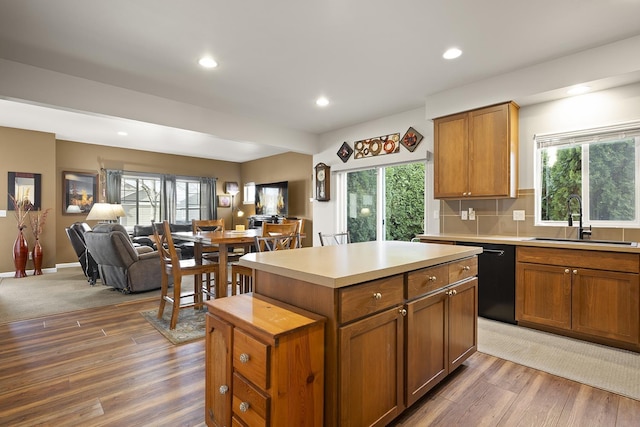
xmin=406 ymin=277 xmax=477 ymax=406
xmin=434 ymin=101 xmax=519 ymax=199
xmin=339 ymin=306 xmax=405 ymax=426
xmin=205 ymin=294 xmax=325 ymax=427
xmin=516 ymin=247 xmax=640 ymax=349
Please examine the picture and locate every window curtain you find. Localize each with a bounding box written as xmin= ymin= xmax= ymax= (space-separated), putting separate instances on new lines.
xmin=161 ymin=175 xmax=177 ymax=223
xmin=535 ymin=120 xmax=640 ymax=149
xmin=200 ymin=177 xmax=217 ymax=219
xmin=105 ymin=170 xmax=123 ymax=204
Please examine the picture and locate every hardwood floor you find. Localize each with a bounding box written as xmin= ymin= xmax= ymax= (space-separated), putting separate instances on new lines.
xmin=1 ymin=300 xmax=639 ymax=426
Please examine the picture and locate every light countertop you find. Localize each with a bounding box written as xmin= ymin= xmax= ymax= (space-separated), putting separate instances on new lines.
xmin=417 ymin=234 xmax=640 ymax=253
xmin=239 ymin=240 xmax=482 ymax=288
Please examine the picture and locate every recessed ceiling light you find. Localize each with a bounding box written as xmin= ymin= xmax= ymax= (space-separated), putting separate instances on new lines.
xmin=198 ymin=56 xmax=218 ymax=69
xmin=443 ymin=48 xmax=462 ymax=60
xmin=567 ymin=85 xmax=590 ymax=95
xmin=117 ymin=131 xmax=128 ymax=136
xmin=316 ymin=97 xmax=329 ymax=107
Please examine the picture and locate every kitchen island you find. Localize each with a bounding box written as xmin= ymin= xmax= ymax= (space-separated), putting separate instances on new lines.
xmin=233 ymin=240 xmax=482 ymax=426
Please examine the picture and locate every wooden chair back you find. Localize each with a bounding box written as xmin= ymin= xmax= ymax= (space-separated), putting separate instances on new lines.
xmin=153 ymin=221 xmax=181 ymax=270
xmin=318 ymin=231 xmax=351 ymax=246
xmin=254 ymin=234 xmax=299 ymax=252
xmin=192 ymin=219 xmax=225 ymax=232
xmin=283 ymin=218 xmax=305 ymax=245
xmin=262 ymin=221 xmax=299 ymax=248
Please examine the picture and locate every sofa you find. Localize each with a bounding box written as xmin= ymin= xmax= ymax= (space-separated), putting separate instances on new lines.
xmin=84 ymin=223 xmax=166 ymax=293
xmin=64 ymin=222 xmax=100 ymax=285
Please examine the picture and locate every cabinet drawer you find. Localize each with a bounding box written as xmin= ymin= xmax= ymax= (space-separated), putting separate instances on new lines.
xmin=233 ymin=372 xmax=269 ymax=427
xmin=233 ymin=328 xmax=270 ymax=390
xmin=407 ymin=264 xmax=449 ymax=299
xmin=448 ymin=257 xmax=478 ymax=283
xmin=339 ymin=275 xmax=404 ymax=324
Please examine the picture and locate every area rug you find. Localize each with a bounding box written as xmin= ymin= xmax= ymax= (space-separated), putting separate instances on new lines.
xmin=141 ymin=308 xmax=206 ymax=345
xmin=0 ymin=267 xmax=161 ymax=324
xmin=477 ymin=317 xmax=640 ymax=400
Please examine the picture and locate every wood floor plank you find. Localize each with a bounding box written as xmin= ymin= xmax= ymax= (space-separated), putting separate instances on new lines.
xmin=2 ymin=300 xmax=640 ymax=426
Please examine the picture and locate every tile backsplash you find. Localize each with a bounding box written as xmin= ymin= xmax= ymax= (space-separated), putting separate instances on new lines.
xmin=439 ymin=189 xmax=640 ymax=242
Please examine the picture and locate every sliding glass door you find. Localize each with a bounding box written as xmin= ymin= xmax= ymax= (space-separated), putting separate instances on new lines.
xmin=345 ymin=162 xmax=425 ymax=242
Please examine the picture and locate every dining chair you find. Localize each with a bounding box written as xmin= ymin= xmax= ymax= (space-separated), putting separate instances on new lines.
xmin=254 ymin=234 xmax=299 ymax=252
xmin=154 ymin=220 xmax=220 ymax=330
xmin=192 ymin=218 xmax=224 ymax=259
xmin=230 ymin=263 xmax=254 ymax=294
xmin=318 ymin=231 xmax=351 ymax=246
xmin=283 ymin=218 xmax=305 ymax=246
xmin=262 ymin=221 xmax=300 ymax=248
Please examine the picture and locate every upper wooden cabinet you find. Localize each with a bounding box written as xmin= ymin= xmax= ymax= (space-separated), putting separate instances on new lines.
xmin=434 ymin=101 xmax=519 ymax=199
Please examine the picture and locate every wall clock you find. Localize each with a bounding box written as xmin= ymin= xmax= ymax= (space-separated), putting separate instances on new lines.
xmin=315 ymin=163 xmax=330 ymax=201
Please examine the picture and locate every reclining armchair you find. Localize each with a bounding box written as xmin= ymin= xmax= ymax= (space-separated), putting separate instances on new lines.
xmin=65 ymin=222 xmax=100 ymax=285
xmin=84 ymin=223 xmax=166 ymax=293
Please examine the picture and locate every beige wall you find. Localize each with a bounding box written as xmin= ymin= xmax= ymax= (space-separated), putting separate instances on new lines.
xmin=1 ymin=126 xmax=312 ymax=274
xmin=1 ymin=126 xmax=57 ymax=274
xmin=240 ymin=152 xmax=313 ymax=246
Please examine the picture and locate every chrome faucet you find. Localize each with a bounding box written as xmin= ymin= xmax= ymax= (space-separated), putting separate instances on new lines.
xmin=567 ymin=194 xmax=592 ymax=240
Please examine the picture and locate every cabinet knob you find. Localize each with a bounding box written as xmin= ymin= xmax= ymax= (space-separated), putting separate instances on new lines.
xmin=447 ymin=289 xmax=458 ymax=296
xmin=239 ymin=353 xmax=250 ymax=363
xmin=463 ymin=266 xmax=471 ymax=271
xmin=428 ymin=275 xmax=437 ymax=282
xmin=239 ymin=402 xmax=250 ymax=413
xmin=399 ymin=308 xmax=407 ymax=316
xmin=373 ymin=292 xmax=382 ymax=300
xmin=573 ymin=269 xmax=578 ymax=275
xmin=565 ymin=269 xmax=570 ymax=274
xmin=463 ymin=192 xmax=468 ymax=196
xmin=219 ymin=385 xmax=229 ymax=395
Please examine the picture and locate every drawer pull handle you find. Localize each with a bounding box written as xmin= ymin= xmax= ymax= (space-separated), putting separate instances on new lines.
xmin=462 ymin=266 xmax=471 ymax=271
xmin=239 ymin=401 xmax=250 ymax=413
xmin=373 ymin=292 xmax=382 ymax=300
xmin=239 ymin=353 xmax=250 ymax=363
xmin=219 ymin=385 xmax=228 ymax=395
xmin=428 ymin=276 xmax=437 ymax=282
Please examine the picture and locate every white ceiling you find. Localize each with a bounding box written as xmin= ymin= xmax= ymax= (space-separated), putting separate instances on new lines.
xmin=1 ymin=0 xmax=640 ymax=162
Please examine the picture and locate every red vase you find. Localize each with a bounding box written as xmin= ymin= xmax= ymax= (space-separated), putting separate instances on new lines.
xmin=32 ymin=238 xmax=43 ymax=275
xmin=13 ymin=228 xmax=29 ymax=278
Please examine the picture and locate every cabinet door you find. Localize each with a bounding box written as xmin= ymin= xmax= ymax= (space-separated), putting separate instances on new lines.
xmin=434 ymin=112 xmax=468 ymax=198
xmin=339 ymin=306 xmax=405 ymax=427
xmin=448 ymin=278 xmax=478 ymax=371
xmin=516 ymin=263 xmax=571 ymax=330
xmin=468 ymin=103 xmax=511 ymax=197
xmin=572 ymin=269 xmax=640 ymax=345
xmin=406 ymin=290 xmax=448 ymax=406
xmin=206 ymin=313 xmax=233 ymax=427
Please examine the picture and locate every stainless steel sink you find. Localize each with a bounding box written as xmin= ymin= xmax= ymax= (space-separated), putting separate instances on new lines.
xmin=527 ymin=237 xmax=638 ymax=247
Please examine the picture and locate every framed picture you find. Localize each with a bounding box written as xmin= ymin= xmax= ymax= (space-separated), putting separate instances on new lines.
xmin=400 ymin=126 xmax=424 ymax=152
xmin=63 ymin=171 xmax=97 ymax=214
xmin=336 ymin=141 xmax=353 ymax=163
xmin=7 ymin=171 xmax=41 ymax=211
xmin=217 ymin=195 xmax=231 ymax=208
xmin=225 ymin=181 xmax=239 ymax=194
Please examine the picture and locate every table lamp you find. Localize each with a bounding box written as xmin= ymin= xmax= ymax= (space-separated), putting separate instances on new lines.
xmin=86 ymin=203 xmax=117 ymax=222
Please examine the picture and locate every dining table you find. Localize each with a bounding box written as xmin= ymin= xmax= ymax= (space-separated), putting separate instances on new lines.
xmin=171 ymin=228 xmax=262 ymax=298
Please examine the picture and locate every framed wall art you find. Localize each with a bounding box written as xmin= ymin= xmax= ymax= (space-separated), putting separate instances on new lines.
xmin=63 ymin=171 xmax=97 ymax=214
xmin=400 ymin=127 xmax=424 ymax=152
xmin=337 ymin=142 xmax=353 ymax=163
xmin=7 ymin=171 xmax=42 ymax=211
xmin=353 ymin=133 xmax=400 ymax=159
xmin=217 ymin=195 xmax=231 ymax=208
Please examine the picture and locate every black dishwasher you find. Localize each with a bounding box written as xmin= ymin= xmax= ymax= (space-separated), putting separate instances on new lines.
xmin=456 ymin=241 xmax=516 ymax=324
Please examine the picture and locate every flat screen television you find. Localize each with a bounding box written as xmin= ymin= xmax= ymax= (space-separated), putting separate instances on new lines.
xmin=255 ymin=181 xmax=288 ymax=216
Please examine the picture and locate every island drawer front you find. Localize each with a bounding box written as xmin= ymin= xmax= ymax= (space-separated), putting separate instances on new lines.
xmin=407 ymin=264 xmax=449 ymax=299
xmin=233 ymin=372 xmax=269 ymax=427
xmin=339 ymin=275 xmax=404 ymax=324
xmin=448 ymin=256 xmax=478 ymax=283
xmin=233 ymin=328 xmax=270 ymax=390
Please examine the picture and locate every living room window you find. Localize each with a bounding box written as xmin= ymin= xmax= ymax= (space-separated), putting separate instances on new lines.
xmin=175 ymin=179 xmax=201 ymax=222
xmin=535 ymin=121 xmax=640 ymax=227
xmin=120 ymin=175 xmax=162 ymax=227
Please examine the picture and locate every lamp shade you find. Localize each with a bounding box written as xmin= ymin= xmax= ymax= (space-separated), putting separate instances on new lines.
xmin=112 ymin=204 xmax=126 ymax=218
xmin=86 ymin=203 xmax=117 ymax=221
xmin=66 ymin=205 xmax=82 ymax=213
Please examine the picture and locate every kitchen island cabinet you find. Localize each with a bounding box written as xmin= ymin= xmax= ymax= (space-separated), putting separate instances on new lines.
xmin=238 ymin=241 xmax=482 ymax=426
